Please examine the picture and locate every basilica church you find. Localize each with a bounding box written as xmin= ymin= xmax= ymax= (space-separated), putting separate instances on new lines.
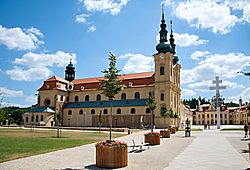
xmin=24 ymin=10 xmax=182 ymax=128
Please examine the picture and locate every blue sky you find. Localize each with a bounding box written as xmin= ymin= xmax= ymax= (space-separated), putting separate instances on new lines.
xmin=0 ymin=0 xmax=249 ymax=107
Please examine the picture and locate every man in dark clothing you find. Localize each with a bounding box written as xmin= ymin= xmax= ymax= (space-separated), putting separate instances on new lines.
xmin=244 ymin=124 xmax=248 ymax=138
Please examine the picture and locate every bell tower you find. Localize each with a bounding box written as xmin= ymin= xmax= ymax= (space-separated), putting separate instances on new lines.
xmin=65 ymin=59 xmax=75 ymax=82
xmin=153 ymin=6 xmax=181 ymax=127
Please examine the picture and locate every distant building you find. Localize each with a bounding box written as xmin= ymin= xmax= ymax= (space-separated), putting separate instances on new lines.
xmin=192 ymin=101 xmax=249 ymax=125
xmin=24 ymin=9 xmax=182 ymax=128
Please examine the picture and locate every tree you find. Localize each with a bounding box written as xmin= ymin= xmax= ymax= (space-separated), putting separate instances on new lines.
xmin=101 ymin=52 xmax=123 ymax=141
xmin=160 ymin=103 xmax=168 ymax=129
xmin=183 ymin=97 xmax=210 ymax=109
xmin=0 ymin=94 xmax=6 ymax=125
xmin=147 ymin=95 xmax=157 ymax=132
xmin=54 ymin=110 xmax=62 ymax=138
xmin=98 ymin=110 xmax=105 ymax=133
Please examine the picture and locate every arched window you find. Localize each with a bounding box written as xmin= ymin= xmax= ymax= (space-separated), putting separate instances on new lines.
xmin=26 ymin=117 xmax=28 ymax=122
xmin=121 ymin=93 xmax=126 ymax=100
xmin=171 ymin=65 xmax=173 ymax=76
xmin=41 ymin=115 xmax=44 ymax=121
xmin=160 ymin=93 xmax=164 ymax=101
xmin=160 ymin=66 xmax=165 ymax=75
xmin=104 ymin=109 xmax=108 ymax=114
xmin=60 ymin=95 xmax=63 ymax=101
xmin=36 ymin=115 xmax=39 ymax=122
xmin=135 ymin=92 xmax=140 ymax=99
xmin=96 ymin=94 xmax=101 ymax=101
xmin=146 ymin=108 xmax=151 ymax=114
xmin=117 ymin=108 xmax=121 ymax=114
xmin=149 ymin=92 xmax=152 ymax=97
xmin=85 ymin=95 xmax=89 ymax=101
xmin=131 ymin=108 xmax=136 ymax=114
xmin=79 ymin=109 xmax=83 ymax=115
xmin=75 ymin=96 xmax=79 ymax=102
xmin=68 ymin=110 xmax=72 ymax=115
xmin=91 ymin=109 xmax=95 ymax=114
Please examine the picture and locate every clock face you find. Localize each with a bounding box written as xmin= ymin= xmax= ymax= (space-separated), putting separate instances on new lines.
xmin=160 ymin=55 xmax=165 ymax=59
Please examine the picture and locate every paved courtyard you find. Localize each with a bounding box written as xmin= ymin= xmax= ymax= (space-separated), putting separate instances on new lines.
xmin=0 ymin=127 xmax=249 ymax=170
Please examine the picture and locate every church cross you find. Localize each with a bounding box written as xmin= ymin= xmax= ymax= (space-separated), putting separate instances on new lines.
xmin=209 ymin=76 xmax=226 ymax=97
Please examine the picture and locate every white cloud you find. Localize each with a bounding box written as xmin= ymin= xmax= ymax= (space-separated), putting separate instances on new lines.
xmin=190 ymin=51 xmax=210 ymax=60
xmin=6 ymin=51 xmax=77 ymax=81
xmin=82 ymin=0 xmax=128 ymax=15
xmin=25 ymin=27 xmax=44 ymax=37
xmin=88 ymin=25 xmax=96 ymax=32
xmin=162 ymin=0 xmax=174 ymax=6
xmin=181 ymin=51 xmax=250 ymax=84
xmin=6 ymin=67 xmax=52 ymax=81
xmin=75 ymin=14 xmax=90 ymax=24
xmin=1 ymin=101 xmax=30 ymax=108
xmin=119 ymin=53 xmax=154 ymax=73
xmin=174 ymin=33 xmax=208 ymax=47
xmin=188 ymin=80 xmax=244 ymax=91
xmin=156 ymin=33 xmax=208 ymax=47
xmin=174 ymin=0 xmax=238 ymax=34
xmin=0 ymin=25 xmax=44 ymax=50
xmin=225 ymin=0 xmax=250 ymax=23
xmin=0 ymin=87 xmax=23 ymax=97
xmin=25 ymin=95 xmax=37 ymax=104
xmin=181 ymin=89 xmax=197 ymax=98
xmin=13 ymin=51 xmax=76 ymax=67
xmin=227 ymin=87 xmax=250 ymax=103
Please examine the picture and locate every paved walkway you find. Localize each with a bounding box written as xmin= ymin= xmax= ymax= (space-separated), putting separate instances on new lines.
xmin=0 ymin=129 xmax=249 ymax=170
xmin=165 ymin=130 xmax=250 ymax=170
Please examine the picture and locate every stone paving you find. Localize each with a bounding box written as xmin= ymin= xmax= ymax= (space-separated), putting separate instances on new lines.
xmin=0 ymin=128 xmax=249 ymax=170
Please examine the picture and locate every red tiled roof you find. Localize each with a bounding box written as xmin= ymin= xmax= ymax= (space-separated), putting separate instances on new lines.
xmin=72 ymin=72 xmax=155 ymax=84
xmin=39 ymin=72 xmax=155 ymax=91
xmin=45 ymin=76 xmax=69 ymax=83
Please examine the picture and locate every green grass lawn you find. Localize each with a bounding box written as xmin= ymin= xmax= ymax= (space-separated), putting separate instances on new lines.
xmin=0 ymin=128 xmax=125 ymax=163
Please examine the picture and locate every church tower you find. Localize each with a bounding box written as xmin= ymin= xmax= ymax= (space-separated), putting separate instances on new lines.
xmin=153 ymin=6 xmax=181 ymax=127
xmin=65 ymin=59 xmax=75 ymax=82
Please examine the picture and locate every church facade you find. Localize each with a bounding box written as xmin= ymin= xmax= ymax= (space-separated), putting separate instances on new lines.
xmin=24 ymin=11 xmax=182 ymax=128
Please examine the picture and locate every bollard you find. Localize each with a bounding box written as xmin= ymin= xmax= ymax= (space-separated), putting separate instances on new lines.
xmin=128 ymin=129 xmax=131 ymax=134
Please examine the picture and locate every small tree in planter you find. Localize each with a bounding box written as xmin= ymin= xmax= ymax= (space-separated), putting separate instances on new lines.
xmin=101 ymin=52 xmax=123 ymax=140
xmin=147 ymin=95 xmax=157 ymax=132
xmin=97 ymin=52 xmax=127 ymax=168
xmin=96 ymin=140 xmax=128 ymax=168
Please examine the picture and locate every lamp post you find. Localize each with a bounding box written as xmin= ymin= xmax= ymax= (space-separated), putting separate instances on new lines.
xmin=83 ymin=112 xmax=86 ymax=131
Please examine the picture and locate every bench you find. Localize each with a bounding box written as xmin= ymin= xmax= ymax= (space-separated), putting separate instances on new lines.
xmin=129 ymin=139 xmax=149 ymax=153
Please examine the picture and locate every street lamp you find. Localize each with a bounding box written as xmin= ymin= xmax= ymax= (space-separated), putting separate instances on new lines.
xmin=83 ymin=112 xmax=86 ymax=130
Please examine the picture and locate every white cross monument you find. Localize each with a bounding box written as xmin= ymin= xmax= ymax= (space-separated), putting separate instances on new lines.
xmin=209 ymin=76 xmax=226 ymax=129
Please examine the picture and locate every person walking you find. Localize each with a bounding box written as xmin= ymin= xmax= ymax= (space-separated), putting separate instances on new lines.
xmin=244 ymin=124 xmax=248 ymax=138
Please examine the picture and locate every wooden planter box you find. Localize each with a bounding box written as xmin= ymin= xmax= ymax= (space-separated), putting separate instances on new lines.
xmin=145 ymin=135 xmax=160 ymax=145
xmin=160 ymin=130 xmax=170 ymax=138
xmin=96 ymin=145 xmax=128 ymax=168
xmin=170 ymin=127 xmax=176 ymax=134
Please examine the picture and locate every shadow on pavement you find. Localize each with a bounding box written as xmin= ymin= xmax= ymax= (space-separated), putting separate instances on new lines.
xmin=85 ymin=164 xmax=106 ymax=170
xmin=241 ymin=149 xmax=249 ymax=153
